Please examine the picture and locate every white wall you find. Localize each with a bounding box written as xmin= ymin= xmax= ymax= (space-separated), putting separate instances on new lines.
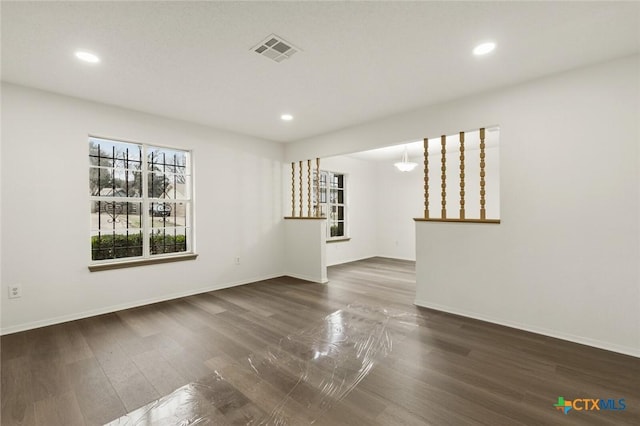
xmin=284 ymin=219 xmax=327 ymax=283
xmin=374 ymin=160 xmax=423 ymax=260
xmin=285 ymin=55 xmax=640 ymax=356
xmin=321 ymin=156 xmax=377 ymax=266
xmin=282 ymin=155 xmax=378 ymax=266
xmin=1 ymin=83 xmax=285 ymax=334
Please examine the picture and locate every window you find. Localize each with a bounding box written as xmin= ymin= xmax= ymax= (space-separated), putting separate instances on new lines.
xmin=315 ymin=170 xmax=347 ymax=239
xmin=89 ymin=137 xmax=192 ymax=263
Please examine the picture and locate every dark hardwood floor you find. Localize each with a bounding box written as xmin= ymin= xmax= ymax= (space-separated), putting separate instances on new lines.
xmin=1 ymin=257 xmax=638 ymax=425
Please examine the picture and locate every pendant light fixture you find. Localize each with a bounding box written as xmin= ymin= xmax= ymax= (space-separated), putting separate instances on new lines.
xmin=394 ymin=146 xmax=418 ymax=172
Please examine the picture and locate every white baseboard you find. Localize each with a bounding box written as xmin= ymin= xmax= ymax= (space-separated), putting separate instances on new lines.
xmin=414 ymin=299 xmax=640 ymax=358
xmin=0 ymin=273 xmax=282 ymax=335
xmin=327 ymin=255 xmax=378 ymax=267
xmin=284 ymin=273 xmax=328 ymax=284
xmin=327 ymin=255 xmax=416 ymax=266
xmin=374 ymin=255 xmax=416 ymax=262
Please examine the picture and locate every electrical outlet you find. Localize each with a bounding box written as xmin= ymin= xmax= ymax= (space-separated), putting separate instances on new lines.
xmin=8 ymin=284 xmax=22 ymax=299
xmin=234 ymin=257 xmax=240 ymax=265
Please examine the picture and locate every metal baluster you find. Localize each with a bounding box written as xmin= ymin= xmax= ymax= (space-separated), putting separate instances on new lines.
xmin=97 ymin=144 xmax=102 ymax=230
xmin=112 ymin=145 xmax=116 ymax=201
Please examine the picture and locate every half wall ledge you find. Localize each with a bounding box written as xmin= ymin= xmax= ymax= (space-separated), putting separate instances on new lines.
xmin=284 ymin=217 xmax=327 ymax=220
xmin=414 ymin=218 xmax=500 ymax=224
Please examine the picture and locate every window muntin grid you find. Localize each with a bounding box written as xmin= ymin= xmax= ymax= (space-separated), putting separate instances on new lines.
xmin=314 ymin=170 xmax=346 ymax=239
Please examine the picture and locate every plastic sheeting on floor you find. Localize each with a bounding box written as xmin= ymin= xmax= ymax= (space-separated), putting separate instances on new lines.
xmin=105 ymin=303 xmax=418 ymax=425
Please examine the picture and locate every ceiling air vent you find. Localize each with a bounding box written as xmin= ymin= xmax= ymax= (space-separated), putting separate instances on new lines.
xmin=252 ymin=34 xmax=300 ymax=63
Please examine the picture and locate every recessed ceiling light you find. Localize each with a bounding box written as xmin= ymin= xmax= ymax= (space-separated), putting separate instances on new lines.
xmin=281 ymin=114 xmax=293 ymax=121
xmin=473 ymin=42 xmax=496 ymax=56
xmin=75 ymin=50 xmax=100 ymax=63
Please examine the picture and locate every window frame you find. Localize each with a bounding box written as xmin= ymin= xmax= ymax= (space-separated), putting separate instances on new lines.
xmin=315 ymin=170 xmax=348 ymax=241
xmin=88 ymin=135 xmax=195 ymax=268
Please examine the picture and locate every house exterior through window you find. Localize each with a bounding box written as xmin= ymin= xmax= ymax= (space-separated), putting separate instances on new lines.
xmin=89 ymin=136 xmax=193 ymax=263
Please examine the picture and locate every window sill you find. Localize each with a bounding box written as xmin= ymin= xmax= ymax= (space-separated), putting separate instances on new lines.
xmin=327 ymin=237 xmax=351 ymax=243
xmin=88 ymin=253 xmax=198 ymax=272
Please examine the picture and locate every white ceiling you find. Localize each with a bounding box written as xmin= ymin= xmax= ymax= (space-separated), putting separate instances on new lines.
xmin=2 ymin=2 xmax=639 ymax=143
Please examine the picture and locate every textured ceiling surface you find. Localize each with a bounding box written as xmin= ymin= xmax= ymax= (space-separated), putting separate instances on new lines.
xmin=2 ymin=2 xmax=639 ymax=142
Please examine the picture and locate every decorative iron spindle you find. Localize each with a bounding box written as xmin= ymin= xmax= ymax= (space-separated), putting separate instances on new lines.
xmin=97 ymin=144 xmax=102 ymax=229
xmin=112 ymin=146 xmax=116 ymax=195
xmin=173 ymin=153 xmax=177 ymax=199
xmin=459 ymin=131 xmax=465 ymax=219
xmin=480 ymin=127 xmax=486 ymax=220
xmin=424 ymin=138 xmax=429 ymax=219
xmin=150 ymin=152 xmax=155 ymax=202
xmin=125 ymin=148 xmax=130 ymax=225
xmin=441 ymin=135 xmax=447 ymax=219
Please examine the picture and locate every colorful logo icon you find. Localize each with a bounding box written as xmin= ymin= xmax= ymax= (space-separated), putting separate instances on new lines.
xmin=554 ymin=397 xmax=572 ymax=414
xmin=553 ymin=397 xmax=626 ymax=414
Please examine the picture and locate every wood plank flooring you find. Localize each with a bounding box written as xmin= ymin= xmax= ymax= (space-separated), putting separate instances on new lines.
xmin=1 ymin=257 xmax=639 ymax=425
